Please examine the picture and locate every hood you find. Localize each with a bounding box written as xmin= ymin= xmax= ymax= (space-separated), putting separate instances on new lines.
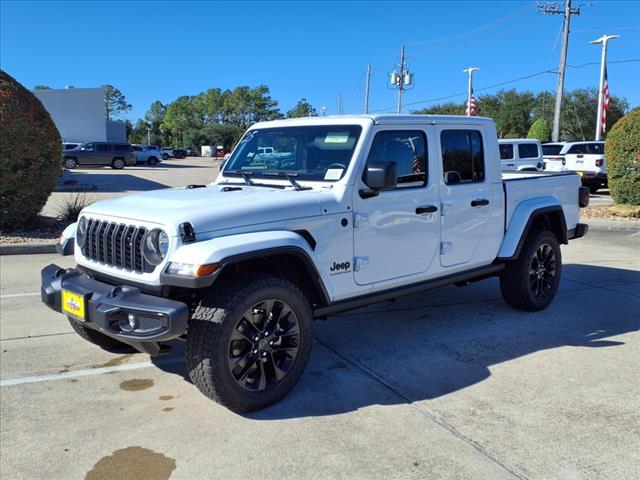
xmin=82 ymin=184 xmax=325 ymax=235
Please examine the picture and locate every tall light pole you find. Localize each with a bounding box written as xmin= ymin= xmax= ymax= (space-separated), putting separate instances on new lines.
xmin=364 ymin=65 xmax=372 ymax=114
xmin=590 ymin=34 xmax=620 ymax=140
xmin=321 ymin=106 xmax=327 ymax=116
xmin=539 ymin=0 xmax=582 ymax=141
xmin=463 ymin=67 xmax=479 ymax=116
xmin=146 ymin=126 xmax=152 ymax=145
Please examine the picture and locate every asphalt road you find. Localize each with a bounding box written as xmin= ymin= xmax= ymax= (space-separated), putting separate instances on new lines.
xmin=1 ymin=225 xmax=638 ymax=479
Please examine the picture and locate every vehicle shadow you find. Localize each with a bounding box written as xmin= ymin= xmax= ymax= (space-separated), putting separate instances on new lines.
xmin=152 ymin=263 xmax=640 ymax=419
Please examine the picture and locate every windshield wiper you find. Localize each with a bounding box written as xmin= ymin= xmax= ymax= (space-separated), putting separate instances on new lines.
xmin=262 ymin=172 xmax=312 ymax=191
xmin=225 ymin=170 xmax=255 ymax=186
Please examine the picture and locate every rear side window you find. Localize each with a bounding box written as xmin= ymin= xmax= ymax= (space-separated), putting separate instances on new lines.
xmin=133 ymin=145 xmax=143 ymax=151
xmin=113 ymin=144 xmax=132 ymax=152
xmin=96 ymin=144 xmax=110 ymax=152
xmin=441 ymin=130 xmax=485 ymax=184
xmin=542 ymin=144 xmax=563 ymax=156
xmin=518 ymin=143 xmax=539 ymax=159
xmin=499 ymin=144 xmax=514 ymax=160
xmin=366 ymin=130 xmax=427 ymax=188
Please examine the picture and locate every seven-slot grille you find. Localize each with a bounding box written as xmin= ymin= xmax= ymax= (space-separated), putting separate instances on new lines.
xmin=81 ymin=219 xmax=149 ymax=273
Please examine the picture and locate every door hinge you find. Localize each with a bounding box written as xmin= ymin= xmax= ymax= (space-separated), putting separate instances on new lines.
xmin=354 ymin=214 xmax=369 ymax=228
xmin=440 ymin=242 xmax=452 ymax=255
xmin=354 ymin=257 xmax=369 ymax=271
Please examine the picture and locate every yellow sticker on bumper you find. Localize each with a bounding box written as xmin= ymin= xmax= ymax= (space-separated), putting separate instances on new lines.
xmin=62 ymin=289 xmax=85 ymax=320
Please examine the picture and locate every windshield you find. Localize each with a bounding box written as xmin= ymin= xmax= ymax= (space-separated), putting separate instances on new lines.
xmin=542 ymin=144 xmax=563 ymax=156
xmin=223 ymin=125 xmax=362 ymax=182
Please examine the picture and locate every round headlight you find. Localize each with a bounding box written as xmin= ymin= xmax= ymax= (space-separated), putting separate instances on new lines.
xmin=143 ymin=229 xmax=169 ymax=266
xmin=77 ymin=217 xmax=87 ymax=247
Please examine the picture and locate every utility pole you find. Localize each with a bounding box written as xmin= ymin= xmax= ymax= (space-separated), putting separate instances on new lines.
xmin=463 ymin=67 xmax=479 ymax=116
xmin=321 ymin=106 xmax=327 ymax=116
xmin=390 ymin=45 xmax=413 ymax=114
xmin=538 ymin=0 xmax=582 ymax=141
xmin=590 ymin=34 xmax=620 ymax=140
xmin=337 ymin=94 xmax=343 ymax=115
xmin=364 ymin=65 xmax=372 ymax=114
xmin=146 ymin=126 xmax=152 ymax=145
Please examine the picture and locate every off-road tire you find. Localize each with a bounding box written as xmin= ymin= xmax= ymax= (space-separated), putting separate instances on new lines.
xmin=162 ymin=153 xmax=169 ymax=160
xmin=111 ymin=158 xmax=125 ymax=169
xmin=67 ymin=317 xmax=134 ymax=353
xmin=186 ymin=275 xmax=313 ymax=413
xmin=147 ymin=156 xmax=159 ymax=166
xmin=63 ymin=157 xmax=78 ymax=169
xmin=500 ymin=229 xmax=562 ymax=311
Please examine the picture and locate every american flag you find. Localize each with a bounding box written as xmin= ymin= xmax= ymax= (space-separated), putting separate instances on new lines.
xmin=601 ymin=66 xmax=609 ymax=135
xmin=466 ymin=88 xmax=477 ymax=116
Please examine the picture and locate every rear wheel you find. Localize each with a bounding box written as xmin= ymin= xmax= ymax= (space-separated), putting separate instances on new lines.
xmin=147 ymin=156 xmax=158 ymax=166
xmin=111 ymin=158 xmax=125 ymax=169
xmin=67 ymin=318 xmax=134 ymax=353
xmin=63 ymin=157 xmax=77 ymax=169
xmin=162 ymin=153 xmax=169 ymax=160
xmin=186 ymin=275 xmax=313 ymax=413
xmin=500 ymin=230 xmax=562 ymax=311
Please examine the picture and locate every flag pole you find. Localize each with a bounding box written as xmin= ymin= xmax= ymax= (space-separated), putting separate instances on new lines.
xmin=463 ymin=67 xmax=479 ymax=116
xmin=590 ymin=34 xmax=620 ymax=140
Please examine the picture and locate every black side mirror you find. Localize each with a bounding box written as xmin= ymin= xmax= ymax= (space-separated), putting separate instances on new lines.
xmin=445 ymin=171 xmax=462 ymax=185
xmin=360 ymin=161 xmax=397 ymax=198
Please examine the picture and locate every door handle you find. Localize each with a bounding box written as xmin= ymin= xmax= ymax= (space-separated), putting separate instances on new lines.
xmin=471 ymin=198 xmax=490 ymax=207
xmin=577 ymin=154 xmax=584 ymax=158
xmin=416 ymin=205 xmax=438 ymax=214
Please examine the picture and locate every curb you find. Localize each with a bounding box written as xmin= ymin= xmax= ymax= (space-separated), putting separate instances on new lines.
xmin=0 ymin=243 xmax=57 ymax=256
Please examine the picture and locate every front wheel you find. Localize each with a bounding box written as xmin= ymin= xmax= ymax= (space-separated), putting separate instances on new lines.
xmin=500 ymin=230 xmax=562 ymax=311
xmin=186 ymin=275 xmax=313 ymax=413
xmin=147 ymin=156 xmax=158 ymax=166
xmin=63 ymin=157 xmax=78 ymax=169
xmin=162 ymin=153 xmax=169 ymax=160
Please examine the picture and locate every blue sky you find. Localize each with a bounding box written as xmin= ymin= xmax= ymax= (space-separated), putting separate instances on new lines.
xmin=1 ymin=0 xmax=639 ymax=120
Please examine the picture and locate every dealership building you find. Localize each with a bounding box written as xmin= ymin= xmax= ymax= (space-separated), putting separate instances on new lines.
xmin=33 ymin=86 xmax=126 ymax=143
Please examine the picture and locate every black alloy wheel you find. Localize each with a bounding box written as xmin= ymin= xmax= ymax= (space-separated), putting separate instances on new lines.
xmin=227 ymin=299 xmax=300 ymax=392
xmin=529 ymin=243 xmax=557 ymax=300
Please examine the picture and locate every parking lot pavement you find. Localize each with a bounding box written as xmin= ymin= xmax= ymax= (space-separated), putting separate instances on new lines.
xmin=1 ymin=227 xmax=639 ymax=480
xmin=42 ymin=157 xmax=222 ymax=218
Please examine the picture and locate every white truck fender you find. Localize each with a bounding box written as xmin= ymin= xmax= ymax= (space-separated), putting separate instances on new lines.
xmin=497 ymin=196 xmax=566 ymax=260
xmin=58 ymin=222 xmax=77 ymax=256
xmin=168 ymin=230 xmax=332 ymax=301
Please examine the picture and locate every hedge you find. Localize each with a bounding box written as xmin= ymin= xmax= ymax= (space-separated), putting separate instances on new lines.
xmin=527 ymin=119 xmax=551 ymax=143
xmin=605 ymin=110 xmax=640 ymax=205
xmin=0 ymin=70 xmax=62 ymax=229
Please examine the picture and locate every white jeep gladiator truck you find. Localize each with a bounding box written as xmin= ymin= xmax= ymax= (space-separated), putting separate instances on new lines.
xmin=42 ymin=115 xmax=589 ymax=412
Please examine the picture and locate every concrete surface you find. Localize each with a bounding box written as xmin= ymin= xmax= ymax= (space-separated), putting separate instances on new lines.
xmin=42 ymin=157 xmax=222 ymax=218
xmin=1 ymin=226 xmax=639 ymax=480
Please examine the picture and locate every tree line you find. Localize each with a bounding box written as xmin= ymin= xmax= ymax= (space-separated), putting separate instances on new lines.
xmin=118 ymin=84 xmax=629 ymax=149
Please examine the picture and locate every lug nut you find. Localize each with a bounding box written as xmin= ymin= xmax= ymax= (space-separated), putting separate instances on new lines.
xmin=265 ymin=331 xmax=270 ymax=336
xmin=262 ymin=351 xmax=267 ymax=357
xmin=269 ymin=340 xmax=273 ymax=346
xmin=254 ymin=336 xmax=260 ymax=341
xmin=253 ymin=349 xmax=258 ymax=354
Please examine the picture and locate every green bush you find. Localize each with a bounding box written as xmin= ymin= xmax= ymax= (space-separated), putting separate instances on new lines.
xmin=527 ymin=119 xmax=551 ymax=142
xmin=605 ymin=110 xmax=640 ymax=205
xmin=0 ymin=70 xmax=61 ymax=229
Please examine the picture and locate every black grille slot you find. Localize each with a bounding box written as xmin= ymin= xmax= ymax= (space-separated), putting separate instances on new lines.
xmin=81 ymin=220 xmax=150 ymax=273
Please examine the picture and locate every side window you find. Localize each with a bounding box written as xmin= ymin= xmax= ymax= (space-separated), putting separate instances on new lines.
xmin=366 ymin=130 xmax=427 ymax=188
xmin=518 ymin=143 xmax=539 ymax=159
xmin=84 ymin=143 xmax=95 ymax=151
xmin=96 ymin=143 xmax=110 ymax=152
xmin=441 ymin=130 xmax=485 ymax=184
xmin=499 ymin=144 xmax=514 ymax=160
xmin=133 ymin=145 xmax=143 ymax=151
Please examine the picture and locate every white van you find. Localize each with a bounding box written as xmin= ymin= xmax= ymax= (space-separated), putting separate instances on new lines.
xmin=498 ymin=139 xmax=544 ymax=171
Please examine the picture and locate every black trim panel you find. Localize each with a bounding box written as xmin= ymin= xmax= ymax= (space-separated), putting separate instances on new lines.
xmin=499 ymin=206 xmax=567 ymax=261
xmin=568 ymin=223 xmax=589 ymax=240
xmin=314 ymin=263 xmax=504 ymax=318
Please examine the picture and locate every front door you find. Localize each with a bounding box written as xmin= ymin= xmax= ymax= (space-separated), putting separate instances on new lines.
xmin=437 ymin=127 xmax=493 ymax=267
xmin=353 ymin=127 xmax=440 ymax=285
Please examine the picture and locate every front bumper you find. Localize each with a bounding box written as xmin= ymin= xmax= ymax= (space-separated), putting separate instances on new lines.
xmin=41 ymin=264 xmax=189 ymax=352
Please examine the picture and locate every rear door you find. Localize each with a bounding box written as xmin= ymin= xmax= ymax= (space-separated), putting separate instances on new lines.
xmin=353 ymin=126 xmax=440 ymax=285
xmin=95 ymin=143 xmax=112 ymax=165
xmin=437 ymin=127 xmax=493 ymax=267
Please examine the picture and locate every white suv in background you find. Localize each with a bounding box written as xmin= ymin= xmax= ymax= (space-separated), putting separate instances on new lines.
xmin=543 ymin=142 xmax=607 ymax=193
xmin=498 ymin=139 xmax=544 ymax=171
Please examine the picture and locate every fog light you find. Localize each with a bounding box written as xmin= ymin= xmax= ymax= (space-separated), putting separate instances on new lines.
xmin=127 ymin=313 xmax=137 ymax=329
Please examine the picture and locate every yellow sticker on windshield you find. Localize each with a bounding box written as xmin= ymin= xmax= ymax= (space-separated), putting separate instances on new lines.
xmin=324 ymin=133 xmax=349 ymax=144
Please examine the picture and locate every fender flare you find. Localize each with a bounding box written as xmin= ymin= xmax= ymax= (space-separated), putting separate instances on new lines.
xmin=498 ymin=199 xmax=567 ymax=260
xmin=162 ymin=230 xmax=331 ymax=303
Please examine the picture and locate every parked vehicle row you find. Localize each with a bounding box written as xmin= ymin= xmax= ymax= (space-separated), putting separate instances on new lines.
xmin=498 ymin=139 xmax=544 ymax=172
xmin=132 ymin=145 xmax=162 ymax=165
xmin=62 ymin=142 xmax=136 ymax=169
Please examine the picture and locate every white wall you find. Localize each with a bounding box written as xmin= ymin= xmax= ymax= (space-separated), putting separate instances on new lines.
xmin=34 ymin=87 xmax=107 ymax=143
